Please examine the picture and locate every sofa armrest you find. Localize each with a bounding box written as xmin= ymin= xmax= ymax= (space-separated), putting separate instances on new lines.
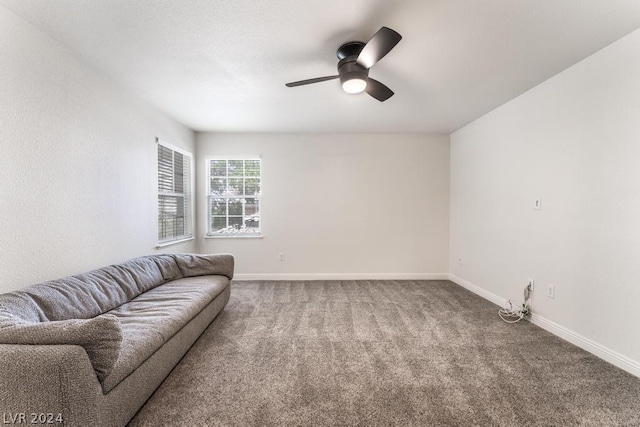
xmin=0 ymin=344 xmax=103 ymax=425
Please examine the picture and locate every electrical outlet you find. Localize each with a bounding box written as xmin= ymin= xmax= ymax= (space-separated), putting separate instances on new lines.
xmin=279 ymin=253 xmax=285 ymax=261
xmin=527 ymin=278 xmax=534 ymax=292
xmin=546 ymin=284 xmax=555 ymax=299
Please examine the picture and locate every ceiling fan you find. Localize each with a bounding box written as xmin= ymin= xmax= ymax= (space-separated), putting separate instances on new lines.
xmin=285 ymin=27 xmax=402 ymax=102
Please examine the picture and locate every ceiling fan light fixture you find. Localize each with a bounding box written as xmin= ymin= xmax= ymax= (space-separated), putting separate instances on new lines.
xmin=340 ymin=65 xmax=368 ymax=94
xmin=342 ymin=77 xmax=367 ymax=94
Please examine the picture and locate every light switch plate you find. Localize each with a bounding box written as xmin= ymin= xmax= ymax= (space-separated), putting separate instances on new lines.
xmin=534 ymin=197 xmax=542 ymax=210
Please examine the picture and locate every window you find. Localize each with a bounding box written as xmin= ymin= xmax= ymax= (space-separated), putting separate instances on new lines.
xmin=207 ymin=158 xmax=261 ymax=237
xmin=157 ymin=139 xmax=193 ymax=244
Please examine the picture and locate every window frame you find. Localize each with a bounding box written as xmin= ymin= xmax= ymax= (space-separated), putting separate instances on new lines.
xmin=205 ymin=156 xmax=262 ymax=239
xmin=156 ymin=138 xmax=194 ymax=247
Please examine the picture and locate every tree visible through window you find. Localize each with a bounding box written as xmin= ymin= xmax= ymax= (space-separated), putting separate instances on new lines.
xmin=207 ymin=159 xmax=261 ymax=236
xmin=157 ymin=140 xmax=192 ymax=243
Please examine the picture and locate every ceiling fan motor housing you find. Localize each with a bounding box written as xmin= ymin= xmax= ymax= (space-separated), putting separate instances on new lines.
xmin=338 ymin=56 xmax=369 ymax=86
xmin=336 ymin=42 xmax=368 ymax=92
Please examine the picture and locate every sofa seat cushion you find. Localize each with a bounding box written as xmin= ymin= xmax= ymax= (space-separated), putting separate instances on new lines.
xmin=100 ymin=275 xmax=229 ymax=392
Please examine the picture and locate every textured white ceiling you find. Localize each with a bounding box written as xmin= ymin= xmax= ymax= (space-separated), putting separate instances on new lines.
xmin=2 ymin=0 xmax=640 ymax=133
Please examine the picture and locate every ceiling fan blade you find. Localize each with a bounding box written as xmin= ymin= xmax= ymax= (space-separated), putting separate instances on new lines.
xmin=357 ymin=27 xmax=402 ymax=69
xmin=285 ymin=75 xmax=339 ymax=87
xmin=366 ymin=78 xmax=394 ymax=102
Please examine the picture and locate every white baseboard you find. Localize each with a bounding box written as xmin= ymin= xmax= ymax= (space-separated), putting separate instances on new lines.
xmin=529 ymin=313 xmax=640 ymax=378
xmin=448 ymin=274 xmax=640 ymax=379
xmin=448 ymin=274 xmax=509 ymax=308
xmin=232 ymin=273 xmax=450 ymax=281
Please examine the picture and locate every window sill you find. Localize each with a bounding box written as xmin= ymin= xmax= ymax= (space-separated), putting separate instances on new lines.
xmin=204 ymin=235 xmax=263 ymax=240
xmin=156 ymin=237 xmax=195 ymax=249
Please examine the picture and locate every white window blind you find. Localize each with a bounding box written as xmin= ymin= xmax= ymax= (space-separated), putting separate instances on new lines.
xmin=207 ymin=158 xmax=261 ymax=237
xmin=158 ymin=140 xmax=192 ymax=243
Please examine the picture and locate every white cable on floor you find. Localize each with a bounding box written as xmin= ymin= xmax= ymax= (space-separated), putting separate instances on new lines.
xmin=498 ymin=285 xmax=531 ymax=323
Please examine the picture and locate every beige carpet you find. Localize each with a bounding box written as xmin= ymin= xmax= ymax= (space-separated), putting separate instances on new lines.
xmin=129 ymin=280 xmax=640 ymax=426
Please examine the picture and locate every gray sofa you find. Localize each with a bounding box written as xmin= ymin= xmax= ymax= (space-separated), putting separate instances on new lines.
xmin=0 ymin=253 xmax=233 ymax=426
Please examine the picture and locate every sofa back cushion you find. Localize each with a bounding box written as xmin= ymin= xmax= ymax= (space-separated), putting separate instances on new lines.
xmin=172 ymin=253 xmax=234 ymax=280
xmin=118 ymin=256 xmax=168 ymax=295
xmin=4 ymin=256 xmax=181 ymax=323
xmin=20 ymin=267 xmax=137 ymax=322
xmin=0 ymin=255 xmax=229 ymax=324
xmin=152 ymin=254 xmax=183 ymax=282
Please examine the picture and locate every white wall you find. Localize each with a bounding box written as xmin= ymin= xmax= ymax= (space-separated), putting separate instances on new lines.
xmin=197 ymin=133 xmax=450 ymax=279
xmin=0 ymin=7 xmax=196 ymax=293
xmin=450 ymin=28 xmax=640 ymax=371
